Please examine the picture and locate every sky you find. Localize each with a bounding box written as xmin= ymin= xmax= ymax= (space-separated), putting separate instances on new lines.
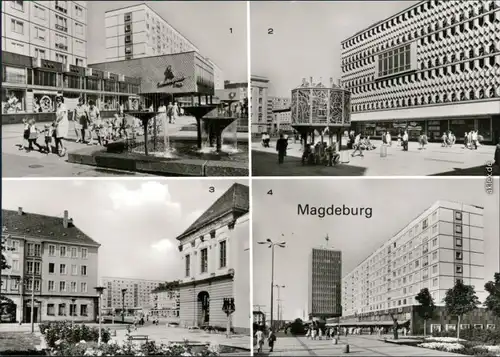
xmin=2 ymin=179 xmax=248 ymax=282
xmin=87 ymin=1 xmax=247 ymax=82
xmin=251 ymin=1 xmax=420 ymax=97
xmin=252 ymin=178 xmax=500 ymax=321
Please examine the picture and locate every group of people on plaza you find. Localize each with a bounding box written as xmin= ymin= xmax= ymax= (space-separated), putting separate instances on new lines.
xmin=17 ymin=97 xmax=183 ymax=157
xmin=305 ymin=325 xmax=410 ymax=340
xmin=254 ymin=328 xmax=277 ymax=354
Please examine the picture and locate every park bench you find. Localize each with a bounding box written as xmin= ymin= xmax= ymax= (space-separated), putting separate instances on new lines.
xmin=128 ymin=335 xmax=149 ymax=342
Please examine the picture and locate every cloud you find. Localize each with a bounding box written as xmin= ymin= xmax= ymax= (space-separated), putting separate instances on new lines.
xmin=151 ymin=239 xmax=174 ymax=252
xmin=107 ymin=181 xmax=178 ymax=210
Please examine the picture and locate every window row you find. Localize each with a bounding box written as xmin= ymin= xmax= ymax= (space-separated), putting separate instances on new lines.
xmin=47 ymin=303 xmax=88 ymax=317
xmin=48 ymin=262 xmax=88 ymax=276
xmin=184 ymin=240 xmax=227 ymax=277
xmin=351 ymin=87 xmax=497 ymax=112
xmin=9 ymin=16 xmax=84 ymax=37
xmin=47 ymin=280 xmax=88 ymax=293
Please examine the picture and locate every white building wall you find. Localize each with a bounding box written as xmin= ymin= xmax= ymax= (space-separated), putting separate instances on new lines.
xmin=1 ymin=0 xmax=87 ymax=65
xmin=342 ymin=201 xmax=486 ymax=316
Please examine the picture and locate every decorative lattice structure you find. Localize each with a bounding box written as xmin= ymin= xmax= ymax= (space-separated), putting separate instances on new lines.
xmin=340 ymin=0 xmax=500 ymax=142
xmin=291 ymin=77 xmax=351 ymax=132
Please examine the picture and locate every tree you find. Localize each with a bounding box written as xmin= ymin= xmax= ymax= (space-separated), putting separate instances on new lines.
xmin=1 ymin=234 xmax=14 ymax=306
xmin=289 ymin=318 xmax=306 ymax=335
xmin=444 ymin=280 xmax=480 ymax=340
xmin=484 ymin=272 xmax=500 ymax=318
xmin=415 ymin=288 xmax=436 ymax=337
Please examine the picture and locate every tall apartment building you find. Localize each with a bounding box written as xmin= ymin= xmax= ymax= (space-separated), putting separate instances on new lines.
xmin=340 ymin=0 xmax=500 ymax=143
xmin=100 ymin=277 xmax=163 ymax=311
xmin=271 ymin=97 xmax=291 ymax=111
xmin=1 ymin=207 xmax=100 ymax=323
xmin=104 ymin=3 xmax=198 ymax=62
xmin=308 ymin=248 xmax=342 ymax=319
xmin=342 ymin=201 xmax=485 ymax=318
xmin=250 ymin=75 xmax=270 ymax=134
xmin=2 ymin=0 xmax=88 ymax=66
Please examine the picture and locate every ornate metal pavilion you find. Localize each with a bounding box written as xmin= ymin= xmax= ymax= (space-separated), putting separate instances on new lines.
xmin=291 ymin=77 xmax=351 ymax=147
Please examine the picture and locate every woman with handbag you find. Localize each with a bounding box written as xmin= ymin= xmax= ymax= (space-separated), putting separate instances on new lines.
xmin=73 ymin=97 xmax=89 ymax=143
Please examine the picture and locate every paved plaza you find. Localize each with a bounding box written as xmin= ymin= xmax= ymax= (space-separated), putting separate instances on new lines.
xmin=2 ymin=116 xmax=247 ymax=177
xmin=256 ymin=335 xmax=465 ymax=356
xmin=252 ymin=139 xmax=498 ymax=176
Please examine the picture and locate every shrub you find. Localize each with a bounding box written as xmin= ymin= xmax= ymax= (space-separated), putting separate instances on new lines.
xmin=39 ymin=321 xmax=111 ymax=348
xmin=289 ymin=318 xmax=306 ymax=336
xmin=432 ymin=328 xmax=500 ymax=345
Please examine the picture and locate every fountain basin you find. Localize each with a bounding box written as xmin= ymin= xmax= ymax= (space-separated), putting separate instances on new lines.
xmin=67 ymin=138 xmax=248 ymax=177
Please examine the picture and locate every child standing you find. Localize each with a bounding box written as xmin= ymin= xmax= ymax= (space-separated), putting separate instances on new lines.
xmin=19 ymin=118 xmax=30 ymax=150
xmin=43 ymin=124 xmax=54 ymax=154
xmin=27 ymin=118 xmax=44 ymax=152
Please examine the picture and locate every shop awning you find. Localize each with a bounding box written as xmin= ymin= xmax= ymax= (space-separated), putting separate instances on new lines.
xmin=327 ymin=320 xmax=409 ymax=327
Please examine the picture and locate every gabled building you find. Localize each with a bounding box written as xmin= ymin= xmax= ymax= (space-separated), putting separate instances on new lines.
xmin=176 ymin=183 xmax=250 ymax=334
xmin=1 ymin=207 xmax=100 ymax=323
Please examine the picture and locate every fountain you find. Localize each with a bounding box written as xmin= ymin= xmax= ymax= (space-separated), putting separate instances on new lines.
xmin=124 ymin=110 xmax=159 ymax=156
xmin=182 ymin=105 xmax=239 ymax=153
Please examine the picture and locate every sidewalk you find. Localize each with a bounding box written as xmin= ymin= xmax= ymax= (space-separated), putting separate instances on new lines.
xmin=113 ymin=325 xmax=251 ymax=350
xmin=252 ymin=139 xmax=497 ymax=176
xmin=258 ymin=335 xmax=465 ymax=356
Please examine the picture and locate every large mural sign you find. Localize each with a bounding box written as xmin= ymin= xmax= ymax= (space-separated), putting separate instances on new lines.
xmin=157 ymin=65 xmax=186 ymax=89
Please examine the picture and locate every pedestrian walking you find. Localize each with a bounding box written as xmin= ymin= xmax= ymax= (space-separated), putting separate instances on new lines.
xmin=268 ymin=329 xmax=277 ymax=353
xmin=276 ymin=134 xmax=288 ymax=164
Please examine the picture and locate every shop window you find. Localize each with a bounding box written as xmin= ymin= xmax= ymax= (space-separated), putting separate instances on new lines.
xmin=2 ymin=88 xmax=25 ymax=114
xmin=33 ymin=93 xmax=56 ymax=113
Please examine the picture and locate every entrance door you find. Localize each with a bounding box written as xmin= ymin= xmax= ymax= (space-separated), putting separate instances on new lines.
xmin=24 ymin=307 xmax=39 ymax=323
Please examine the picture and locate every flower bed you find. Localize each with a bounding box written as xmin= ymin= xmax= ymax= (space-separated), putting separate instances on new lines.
xmin=415 ymin=337 xmax=500 ymax=356
xmin=52 ymin=339 xmax=220 ymax=356
xmin=39 ymin=321 xmax=111 ymax=348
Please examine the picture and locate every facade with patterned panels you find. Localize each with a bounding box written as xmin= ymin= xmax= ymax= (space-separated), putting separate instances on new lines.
xmin=1 ymin=207 xmax=100 ymax=323
xmin=341 ymin=0 xmax=500 ymax=143
xmin=176 ymin=183 xmax=250 ymax=334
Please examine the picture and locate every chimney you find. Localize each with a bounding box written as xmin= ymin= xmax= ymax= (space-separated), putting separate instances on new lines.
xmin=310 ymin=76 xmax=313 ymax=86
xmin=63 ymin=210 xmax=69 ymax=228
xmin=338 ymin=79 xmax=342 ymax=87
xmin=18 ymin=207 xmax=23 ymax=215
xmin=319 ymin=77 xmax=323 ymax=85
xmin=330 ymin=77 xmax=334 ymax=87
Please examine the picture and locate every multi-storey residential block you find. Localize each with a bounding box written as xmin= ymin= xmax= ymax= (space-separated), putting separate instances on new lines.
xmin=1 ymin=207 xmax=100 ymax=323
xmin=206 ymin=58 xmax=225 ymax=90
xmin=308 ymin=248 xmax=342 ymax=319
xmin=177 ymin=183 xmax=250 ymax=333
xmin=342 ymin=201 xmax=485 ymax=318
xmin=340 ymin=0 xmax=500 ymax=143
xmin=269 ymin=97 xmax=291 ymax=133
xmin=149 ymin=289 xmax=180 ymax=319
xmin=250 ymin=75 xmax=270 ymax=134
xmin=104 ymin=3 xmax=198 ymax=61
xmin=2 ymin=0 xmax=88 ymax=66
xmin=100 ymin=277 xmax=163 ymax=312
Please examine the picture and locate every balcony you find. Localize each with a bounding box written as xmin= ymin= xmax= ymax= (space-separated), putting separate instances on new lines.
xmin=55 ymin=24 xmax=68 ymax=32
xmin=55 ymin=5 xmax=67 ymax=14
xmin=55 ymin=43 xmax=68 ymax=51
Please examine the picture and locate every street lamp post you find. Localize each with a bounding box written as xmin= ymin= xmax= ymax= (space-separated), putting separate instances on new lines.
xmin=121 ymin=288 xmax=127 ymax=323
xmin=94 ymin=286 xmax=106 ymax=345
xmin=257 ymin=238 xmax=286 ymax=331
xmin=274 ymin=285 xmax=285 ymax=329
